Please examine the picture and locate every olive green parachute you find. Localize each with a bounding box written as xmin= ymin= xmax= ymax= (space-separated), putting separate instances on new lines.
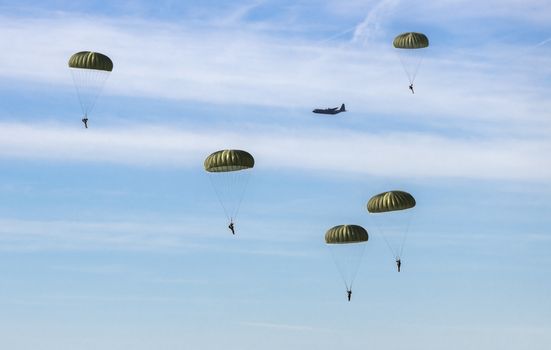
xmin=393 ymin=33 xmax=429 ymax=87
xmin=68 ymin=51 xmax=113 ymax=123
xmin=393 ymin=32 xmax=429 ymax=49
xmin=367 ymin=190 xmax=416 ymax=263
xmin=204 ymin=150 xmax=255 ymax=173
xmin=367 ymin=190 xmax=416 ymax=213
xmin=325 ymin=224 xmax=369 ymax=295
xmin=68 ymin=51 xmax=113 ymax=71
xmin=205 ymin=149 xmax=255 ymax=227
xmin=325 ymin=225 xmax=369 ymax=244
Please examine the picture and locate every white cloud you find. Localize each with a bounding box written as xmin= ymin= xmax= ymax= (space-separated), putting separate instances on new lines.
xmin=0 ymin=9 xmax=551 ymax=144
xmin=0 ymin=10 xmax=549 ymax=184
xmin=0 ymin=12 xmax=550 ymax=139
xmin=0 ymin=122 xmax=549 ymax=181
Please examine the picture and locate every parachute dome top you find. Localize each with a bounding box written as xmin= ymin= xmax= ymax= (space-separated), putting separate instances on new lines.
xmin=204 ymin=149 xmax=255 ymax=173
xmin=68 ymin=51 xmax=113 ymax=71
xmin=393 ymin=32 xmax=429 ymax=49
xmin=325 ymin=225 xmax=369 ymax=244
xmin=367 ymin=190 xmax=416 ymax=213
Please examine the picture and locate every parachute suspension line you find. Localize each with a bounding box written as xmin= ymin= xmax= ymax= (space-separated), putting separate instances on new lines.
xmin=398 ymin=229 xmax=408 ymax=259
xmin=409 ymin=52 xmax=425 ymax=85
xmin=70 ymin=68 xmax=110 ymax=116
xmin=225 ymin=170 xmax=242 ymax=220
xmin=70 ymin=71 xmax=86 ymax=116
xmin=397 ymin=49 xmax=426 ymax=85
xmin=231 ymin=171 xmax=252 ymax=222
xmin=329 ymin=248 xmax=351 ymax=292
xmin=89 ymin=70 xmax=110 ymax=113
xmin=371 ymin=215 xmax=399 ymax=259
xmin=398 ymin=211 xmax=414 ymax=259
xmin=348 ymin=244 xmax=367 ymax=291
xmin=330 ymin=245 xmax=352 ymax=292
xmin=345 ymin=279 xmax=352 ymax=293
xmin=208 ymin=174 xmax=231 ymax=222
xmin=328 ymin=243 xmax=366 ymax=293
xmin=381 ymin=228 xmax=399 ymax=260
xmin=231 ymin=170 xmax=241 ymax=218
xmin=398 ymin=54 xmax=412 ymax=85
xmin=208 ymin=169 xmax=252 ymax=224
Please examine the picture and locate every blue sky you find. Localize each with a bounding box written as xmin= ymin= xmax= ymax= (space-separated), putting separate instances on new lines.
xmin=0 ymin=1 xmax=550 ymax=349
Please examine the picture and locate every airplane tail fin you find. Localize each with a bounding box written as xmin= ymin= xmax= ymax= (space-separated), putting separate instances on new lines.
xmin=340 ymin=104 xmax=346 ymax=112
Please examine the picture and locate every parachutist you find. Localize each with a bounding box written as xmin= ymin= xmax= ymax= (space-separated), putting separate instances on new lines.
xmin=396 ymin=258 xmax=401 ymax=272
xmin=394 ymin=32 xmax=428 ymax=95
xmin=69 ymin=51 xmax=112 ymax=129
xmin=205 ymin=150 xmax=254 ymax=234
xmin=326 ymin=225 xmax=368 ymax=302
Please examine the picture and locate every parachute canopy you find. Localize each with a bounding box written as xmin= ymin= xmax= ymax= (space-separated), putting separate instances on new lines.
xmin=68 ymin=51 xmax=113 ymax=120
xmin=393 ymin=32 xmax=429 ymax=49
xmin=325 ymin=224 xmax=369 ymax=294
xmin=204 ymin=150 xmax=255 ymax=173
xmin=325 ymin=225 xmax=369 ymax=244
xmin=393 ymin=33 xmax=429 ymax=86
xmin=205 ymin=149 xmax=255 ymax=225
xmin=68 ymin=51 xmax=113 ymax=71
xmin=367 ymin=190 xmax=416 ymax=213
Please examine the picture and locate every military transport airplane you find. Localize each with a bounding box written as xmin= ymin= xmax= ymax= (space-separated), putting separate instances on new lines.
xmin=312 ymin=103 xmax=346 ymax=115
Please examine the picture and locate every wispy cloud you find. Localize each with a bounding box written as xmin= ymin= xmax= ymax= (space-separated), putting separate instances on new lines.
xmin=49 ymin=264 xmax=129 ymax=275
xmin=0 ymin=216 xmax=322 ymax=253
xmin=0 ymin=217 xmax=212 ymax=252
xmin=213 ymin=0 xmax=265 ymax=26
xmin=413 ymin=1 xmax=551 ymax=25
xmin=533 ymin=36 xmax=551 ymax=49
xmin=241 ymin=321 xmax=336 ymax=333
xmin=351 ymin=0 xmax=400 ymax=45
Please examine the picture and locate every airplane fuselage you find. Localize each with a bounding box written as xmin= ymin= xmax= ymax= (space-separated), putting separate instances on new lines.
xmin=312 ymin=104 xmax=346 ymax=115
xmin=313 ymin=108 xmax=339 ymax=115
